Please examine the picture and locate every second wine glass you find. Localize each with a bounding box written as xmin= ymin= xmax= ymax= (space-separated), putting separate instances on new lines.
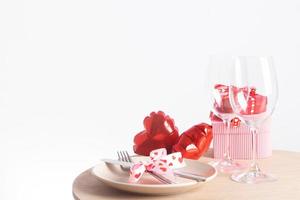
xmin=229 ymin=56 xmax=278 ymax=183
xmin=206 ymin=55 xmax=244 ymax=173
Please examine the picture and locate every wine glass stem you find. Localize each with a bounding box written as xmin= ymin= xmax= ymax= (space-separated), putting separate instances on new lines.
xmin=250 ymin=127 xmax=259 ymax=171
xmin=223 ymin=119 xmax=231 ymax=160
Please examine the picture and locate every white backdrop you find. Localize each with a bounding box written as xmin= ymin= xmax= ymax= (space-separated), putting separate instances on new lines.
xmin=0 ymin=0 xmax=300 ymax=199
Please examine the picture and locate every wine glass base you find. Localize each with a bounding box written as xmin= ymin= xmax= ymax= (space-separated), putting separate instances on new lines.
xmin=231 ymin=170 xmax=277 ymax=184
xmin=209 ymin=159 xmax=246 ymax=174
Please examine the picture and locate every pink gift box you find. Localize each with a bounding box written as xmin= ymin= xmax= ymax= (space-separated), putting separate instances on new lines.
xmin=212 ymin=118 xmax=272 ymax=160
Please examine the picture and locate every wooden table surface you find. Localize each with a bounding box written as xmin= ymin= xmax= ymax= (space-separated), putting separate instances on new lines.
xmin=72 ymin=150 xmax=300 ymax=200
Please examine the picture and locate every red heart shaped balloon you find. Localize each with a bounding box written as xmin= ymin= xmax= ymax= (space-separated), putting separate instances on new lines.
xmin=133 ymin=111 xmax=179 ymax=156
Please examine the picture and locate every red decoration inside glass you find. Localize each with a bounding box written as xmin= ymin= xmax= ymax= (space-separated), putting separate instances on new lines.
xmin=211 ymin=84 xmax=268 ymax=125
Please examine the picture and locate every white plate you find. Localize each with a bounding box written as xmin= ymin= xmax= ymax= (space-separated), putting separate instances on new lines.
xmin=91 ymin=156 xmax=217 ymax=195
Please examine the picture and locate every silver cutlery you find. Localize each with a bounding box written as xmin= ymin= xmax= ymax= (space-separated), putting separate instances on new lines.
xmin=102 ymin=150 xmax=207 ymax=183
xmin=117 ymin=150 xmax=175 ymax=184
xmin=120 ymin=151 xmax=206 ymax=182
xmin=101 ymin=159 xmax=133 ymax=167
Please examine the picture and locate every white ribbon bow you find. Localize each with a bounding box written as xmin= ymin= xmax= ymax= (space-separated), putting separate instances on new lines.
xmin=129 ymin=148 xmax=186 ymax=183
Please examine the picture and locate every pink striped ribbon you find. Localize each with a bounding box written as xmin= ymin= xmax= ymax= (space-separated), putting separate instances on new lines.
xmin=212 ymin=118 xmax=272 ymax=160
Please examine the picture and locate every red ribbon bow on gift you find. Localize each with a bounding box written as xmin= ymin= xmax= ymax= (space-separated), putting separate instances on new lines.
xmin=129 ymin=148 xmax=185 ymax=183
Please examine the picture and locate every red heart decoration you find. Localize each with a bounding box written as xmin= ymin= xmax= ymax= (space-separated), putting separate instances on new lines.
xmin=134 ymin=173 xmax=141 ymax=179
xmin=133 ymin=111 xmax=179 ymax=156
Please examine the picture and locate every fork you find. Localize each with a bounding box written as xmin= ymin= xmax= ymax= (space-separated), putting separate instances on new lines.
xmin=117 ymin=151 xmax=175 ymax=184
xmin=117 ymin=151 xmax=206 ymax=182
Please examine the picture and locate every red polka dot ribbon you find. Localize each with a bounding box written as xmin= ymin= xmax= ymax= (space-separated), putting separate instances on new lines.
xmin=129 ymin=148 xmax=185 ymax=183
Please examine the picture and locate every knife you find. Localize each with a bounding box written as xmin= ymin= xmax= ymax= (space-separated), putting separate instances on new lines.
xmin=101 ymin=159 xmax=206 ymax=182
xmin=101 ymin=159 xmax=134 ymax=167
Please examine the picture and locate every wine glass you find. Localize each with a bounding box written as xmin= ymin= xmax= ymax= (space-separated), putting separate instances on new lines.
xmin=206 ymin=55 xmax=244 ymax=173
xmin=229 ymin=56 xmax=278 ymax=183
